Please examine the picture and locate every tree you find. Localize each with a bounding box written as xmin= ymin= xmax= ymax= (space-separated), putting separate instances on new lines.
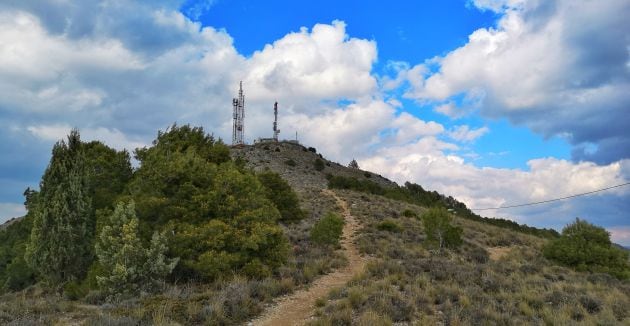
xmin=127 ymin=126 xmax=290 ymax=280
xmin=543 ymin=218 xmax=630 ymax=279
xmin=26 ymin=130 xmax=94 ymax=285
xmin=257 ymin=171 xmax=306 ymax=223
xmin=96 ymin=200 xmax=178 ymax=300
xmin=83 ymin=141 xmax=133 ymax=211
xmin=422 ymin=207 xmax=462 ymax=252
xmin=348 ymin=159 xmax=359 ymax=169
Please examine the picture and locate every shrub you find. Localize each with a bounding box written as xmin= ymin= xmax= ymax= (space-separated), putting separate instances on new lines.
xmin=543 ymin=218 xmax=630 ymax=279
xmin=284 ymin=159 xmax=296 ymax=167
xmin=377 ymin=219 xmax=402 ymax=233
xmin=401 ymin=209 xmax=417 ymax=218
xmin=467 ymin=247 xmax=489 ymax=264
xmin=314 ymin=159 xmax=325 ymax=171
xmin=96 ymin=200 xmax=178 ymax=300
xmin=579 ymin=295 xmax=602 ymax=314
xmin=311 ymin=212 xmax=344 ymax=246
xmin=257 ymin=171 xmax=306 ymax=223
xmin=308 ymin=147 xmax=317 ymax=153
xmin=364 ymin=172 xmax=371 ymax=178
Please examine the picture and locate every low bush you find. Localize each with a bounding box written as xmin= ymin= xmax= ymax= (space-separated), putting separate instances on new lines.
xmin=284 ymin=159 xmax=296 ymax=167
xmin=376 ymin=219 xmax=402 ymax=233
xmin=310 ymin=212 xmax=344 ymax=247
xmin=401 ymin=209 xmax=417 ymax=218
xmin=313 ymin=159 xmax=325 ymax=171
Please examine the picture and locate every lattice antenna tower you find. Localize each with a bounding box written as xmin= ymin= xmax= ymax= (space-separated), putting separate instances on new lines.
xmin=273 ymin=102 xmax=280 ymax=141
xmin=232 ymin=81 xmax=245 ymax=145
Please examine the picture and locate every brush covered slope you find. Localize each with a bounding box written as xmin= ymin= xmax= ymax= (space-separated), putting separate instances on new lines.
xmin=0 ymin=128 xmax=628 ymax=325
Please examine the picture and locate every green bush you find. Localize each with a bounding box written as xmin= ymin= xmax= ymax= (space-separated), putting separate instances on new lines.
xmin=96 ymin=200 xmax=178 ymax=300
xmin=377 ymin=219 xmax=402 ymax=233
xmin=311 ymin=212 xmax=345 ymax=246
xmin=257 ymin=171 xmax=306 ymax=223
xmin=401 ymin=209 xmax=417 ymax=218
xmin=543 ymin=218 xmax=630 ymax=279
xmin=422 ymin=207 xmax=463 ymax=251
xmin=313 ymin=158 xmax=325 ymax=171
xmin=284 ymin=159 xmax=296 ymax=167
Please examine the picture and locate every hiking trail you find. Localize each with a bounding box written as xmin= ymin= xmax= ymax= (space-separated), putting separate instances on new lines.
xmin=249 ymin=189 xmax=366 ymax=326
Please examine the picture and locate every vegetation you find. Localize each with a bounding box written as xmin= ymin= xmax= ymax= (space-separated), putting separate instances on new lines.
xmin=310 ymin=212 xmax=344 ymax=247
xmin=1 ymin=124 xmax=628 ymax=325
xmin=422 ymin=207 xmax=463 ymax=251
xmin=26 ymin=130 xmax=94 ymax=286
xmin=309 ymin=191 xmax=630 ymax=325
xmin=348 ymin=159 xmax=359 ymax=169
xmin=96 ymin=200 xmax=178 ymax=300
xmin=313 ymin=158 xmax=325 ymax=171
xmin=257 ymin=171 xmax=306 ymax=223
xmin=328 ymin=174 xmax=559 ymax=238
xmin=543 ymin=218 xmax=630 ymax=279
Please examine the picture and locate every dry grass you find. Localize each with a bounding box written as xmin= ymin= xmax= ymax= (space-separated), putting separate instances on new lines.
xmin=308 ymin=190 xmax=630 ymax=325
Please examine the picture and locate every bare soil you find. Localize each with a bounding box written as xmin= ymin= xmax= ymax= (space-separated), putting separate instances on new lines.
xmin=249 ymin=189 xmax=366 ymax=326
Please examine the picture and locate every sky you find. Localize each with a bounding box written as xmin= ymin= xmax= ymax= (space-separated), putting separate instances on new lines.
xmin=0 ymin=0 xmax=629 ymax=244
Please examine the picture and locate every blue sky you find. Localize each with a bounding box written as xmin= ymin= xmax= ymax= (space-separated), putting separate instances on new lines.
xmin=0 ymin=0 xmax=628 ymax=244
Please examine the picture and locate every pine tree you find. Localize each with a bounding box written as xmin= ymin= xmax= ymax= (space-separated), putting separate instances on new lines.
xmin=96 ymin=200 xmax=177 ymax=300
xmin=348 ymin=159 xmax=359 ymax=169
xmin=25 ymin=130 xmax=93 ymax=285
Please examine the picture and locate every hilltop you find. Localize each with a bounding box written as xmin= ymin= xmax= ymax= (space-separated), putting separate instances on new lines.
xmin=0 ymin=128 xmax=628 ymax=325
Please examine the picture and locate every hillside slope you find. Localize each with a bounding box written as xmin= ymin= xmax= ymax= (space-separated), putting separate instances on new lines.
xmin=0 ymin=139 xmax=628 ymax=325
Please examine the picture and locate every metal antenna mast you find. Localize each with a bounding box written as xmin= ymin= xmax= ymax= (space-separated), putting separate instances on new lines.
xmin=273 ymin=102 xmax=280 ymax=141
xmin=232 ymin=81 xmax=245 ymax=145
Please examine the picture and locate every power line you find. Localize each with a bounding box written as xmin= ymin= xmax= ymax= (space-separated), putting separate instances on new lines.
xmin=470 ymin=182 xmax=630 ymax=211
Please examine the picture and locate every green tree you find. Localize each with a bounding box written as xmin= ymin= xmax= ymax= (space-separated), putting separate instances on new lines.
xmin=422 ymin=207 xmax=462 ymax=251
xmin=543 ymin=218 xmax=630 ymax=279
xmin=257 ymin=171 xmax=306 ymax=223
xmin=26 ymin=130 xmax=94 ymax=285
xmin=310 ymin=212 xmax=345 ymax=246
xmin=83 ymin=141 xmax=133 ymax=211
xmin=127 ymin=126 xmax=290 ymax=280
xmin=169 ymin=163 xmax=290 ymax=280
xmin=96 ymin=200 xmax=178 ymax=300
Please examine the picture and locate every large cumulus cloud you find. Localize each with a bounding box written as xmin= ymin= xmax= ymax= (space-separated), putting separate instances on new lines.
xmin=405 ymin=0 xmax=630 ymax=164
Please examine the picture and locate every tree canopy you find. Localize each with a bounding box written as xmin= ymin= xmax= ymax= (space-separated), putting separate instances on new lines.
xmin=544 ymin=218 xmax=630 ymax=279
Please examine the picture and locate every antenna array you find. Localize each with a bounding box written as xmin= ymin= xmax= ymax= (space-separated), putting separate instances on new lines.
xmin=232 ymin=81 xmax=245 ymax=145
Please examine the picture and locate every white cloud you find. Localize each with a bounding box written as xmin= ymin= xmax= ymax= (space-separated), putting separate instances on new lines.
xmin=362 ymin=141 xmax=630 ymax=227
xmin=27 ymin=124 xmax=147 ymax=151
xmin=1 ymin=0 xmax=629 ymax=236
xmin=244 ymin=20 xmax=377 ymax=105
xmin=406 ymin=0 xmax=630 ymax=164
xmin=609 ymin=227 xmax=630 ymax=247
xmin=448 ymin=125 xmax=489 ymax=143
xmin=0 ymin=203 xmax=25 ymax=224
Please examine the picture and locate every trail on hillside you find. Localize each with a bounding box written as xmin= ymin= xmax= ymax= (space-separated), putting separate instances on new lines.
xmin=249 ymin=189 xmax=366 ymax=326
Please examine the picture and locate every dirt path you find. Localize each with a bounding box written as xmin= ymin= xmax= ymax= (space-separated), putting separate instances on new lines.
xmin=249 ymin=189 xmax=366 ymax=326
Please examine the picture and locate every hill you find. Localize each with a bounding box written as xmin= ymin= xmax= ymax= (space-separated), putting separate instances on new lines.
xmin=0 ymin=132 xmax=628 ymax=325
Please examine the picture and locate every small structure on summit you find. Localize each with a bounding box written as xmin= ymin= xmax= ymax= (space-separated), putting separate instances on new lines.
xmin=232 ymin=81 xmax=245 ymax=146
